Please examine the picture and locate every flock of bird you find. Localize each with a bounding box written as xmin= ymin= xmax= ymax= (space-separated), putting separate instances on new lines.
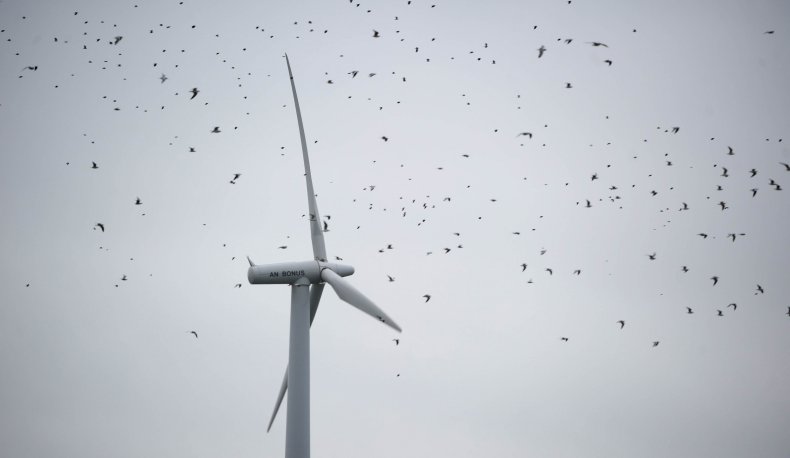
xmin=4 ymin=2 xmax=788 ymax=370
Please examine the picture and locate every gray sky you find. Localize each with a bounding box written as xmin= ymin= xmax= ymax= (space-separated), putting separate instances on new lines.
xmin=1 ymin=1 xmax=789 ymax=457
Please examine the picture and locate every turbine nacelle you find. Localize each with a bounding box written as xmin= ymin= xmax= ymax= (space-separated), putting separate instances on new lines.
xmin=248 ymin=260 xmax=354 ymax=285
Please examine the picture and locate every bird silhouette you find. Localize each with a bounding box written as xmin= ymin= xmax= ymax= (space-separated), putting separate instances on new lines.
xmin=537 ymin=45 xmax=546 ymax=58
xmin=751 ymin=188 xmax=758 ymax=197
xmin=686 ymin=307 xmax=694 ymax=314
xmin=373 ymin=30 xmax=380 ymax=38
xmin=211 ymin=126 xmax=221 ymax=133
xmin=711 ymin=276 xmax=719 ymax=286
xmin=135 ymin=197 xmax=142 ymax=205
xmin=95 ymin=223 xmax=104 ymax=232
xmin=545 ymin=268 xmax=553 ymax=275
xmin=648 ymin=253 xmax=656 ymax=260
xmin=387 ymin=275 xmax=394 ymax=282
xmin=521 ymin=263 xmax=527 ymax=272
xmin=323 ymin=221 xmax=329 ymax=232
xmin=517 ymin=132 xmax=533 ymax=138
xmin=756 ymin=284 xmax=764 ymax=294
xmin=160 ymin=73 xmax=167 ymax=83
xmin=682 ymin=266 xmax=689 ymax=272
xmin=113 ymin=36 xmax=122 ymax=45
xmin=727 ymin=303 xmax=737 ymax=310
xmin=617 ymin=320 xmax=625 ymax=329
xmin=393 ymin=338 xmax=399 ymax=345
xmin=560 ymin=337 xmax=569 ymax=342
xmin=652 ymin=341 xmax=660 ymax=347
xmin=189 ymin=87 xmax=199 ymax=99
xmin=234 ymin=283 xmax=242 ymax=288
xmin=588 ymin=41 xmax=608 ymax=47
xmin=780 ymin=162 xmax=790 ymax=171
xmin=698 ymin=233 xmax=708 ymax=239
xmin=717 ymin=310 xmax=724 ymax=316
xmin=190 ymin=331 xmax=198 ymax=339
xmin=604 ymin=59 xmax=612 ymax=66
xmin=423 ymin=294 xmax=431 ymax=302
xmin=749 ymin=168 xmax=757 ymax=177
xmin=91 ymin=161 xmax=98 ymax=169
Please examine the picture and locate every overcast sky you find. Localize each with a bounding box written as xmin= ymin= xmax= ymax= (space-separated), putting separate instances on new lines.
xmin=1 ymin=1 xmax=789 ymax=457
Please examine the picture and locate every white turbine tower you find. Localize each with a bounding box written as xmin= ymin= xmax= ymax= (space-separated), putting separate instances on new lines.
xmin=247 ymin=54 xmax=402 ymax=458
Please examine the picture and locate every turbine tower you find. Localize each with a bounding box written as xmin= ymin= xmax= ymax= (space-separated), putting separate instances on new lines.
xmin=247 ymin=54 xmax=402 ymax=458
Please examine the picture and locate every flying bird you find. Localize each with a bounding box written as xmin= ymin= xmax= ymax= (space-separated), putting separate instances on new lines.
xmin=393 ymin=338 xmax=399 ymax=345
xmin=749 ymin=168 xmax=757 ymax=177
xmin=189 ymin=87 xmax=199 ymax=99
xmin=113 ymin=36 xmax=122 ymax=45
xmin=373 ymin=30 xmax=380 ymax=38
xmin=647 ymin=253 xmax=656 ymax=260
xmin=190 ymin=331 xmax=198 ymax=339
xmin=751 ymin=188 xmax=758 ymax=197
xmin=323 ymin=220 xmax=329 ymax=232
xmin=756 ymin=284 xmax=764 ymax=294
xmin=780 ymin=162 xmax=790 ymax=171
xmin=91 ymin=161 xmax=98 ymax=169
xmin=588 ymin=41 xmax=608 ymax=47
xmin=521 ymin=263 xmax=527 ymax=272
xmin=211 ymin=126 xmax=221 ymax=133
xmin=516 ymin=132 xmax=533 ymax=138
xmin=604 ymin=59 xmax=612 ymax=66
xmin=727 ymin=303 xmax=737 ymax=310
xmin=160 ymin=73 xmax=168 ymax=83
xmin=652 ymin=341 xmax=660 ymax=347
xmin=135 ymin=197 xmax=142 ymax=205
xmin=686 ymin=307 xmax=693 ymax=314
xmin=278 ymin=245 xmax=287 ymax=249
xmin=230 ymin=173 xmax=241 ymax=183
xmin=617 ymin=320 xmax=625 ymax=329
xmin=95 ymin=223 xmax=104 ymax=232
xmin=711 ymin=276 xmax=719 ymax=286
xmin=423 ymin=294 xmax=431 ymax=302
xmin=537 ymin=45 xmax=546 ymax=58
xmin=234 ymin=283 xmax=242 ymax=288
xmin=697 ymin=233 xmax=708 ymax=239
xmin=387 ymin=275 xmax=394 ymax=282
xmin=545 ymin=268 xmax=553 ymax=275
xmin=717 ymin=310 xmax=724 ymax=316
xmin=560 ymin=337 xmax=569 ymax=342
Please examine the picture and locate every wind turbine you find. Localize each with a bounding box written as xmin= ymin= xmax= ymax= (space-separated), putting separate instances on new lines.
xmin=247 ymin=54 xmax=402 ymax=458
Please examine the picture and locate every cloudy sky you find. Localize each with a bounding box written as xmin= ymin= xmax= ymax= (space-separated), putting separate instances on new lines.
xmin=1 ymin=0 xmax=789 ymax=457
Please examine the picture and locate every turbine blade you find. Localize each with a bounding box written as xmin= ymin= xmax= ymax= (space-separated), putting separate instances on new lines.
xmin=309 ymin=283 xmax=325 ymax=323
xmin=246 ymin=256 xmax=255 ymax=266
xmin=267 ymin=369 xmax=288 ymax=433
xmin=267 ymin=283 xmax=324 ymax=432
xmin=321 ymin=268 xmax=402 ymax=332
xmin=285 ymin=54 xmax=327 ymax=262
